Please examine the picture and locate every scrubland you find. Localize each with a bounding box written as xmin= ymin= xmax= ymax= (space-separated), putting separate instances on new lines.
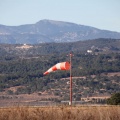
xmin=0 ymin=106 xmax=119 ymax=120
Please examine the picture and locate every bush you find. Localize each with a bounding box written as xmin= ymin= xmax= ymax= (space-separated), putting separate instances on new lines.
xmin=107 ymin=93 xmax=120 ymax=105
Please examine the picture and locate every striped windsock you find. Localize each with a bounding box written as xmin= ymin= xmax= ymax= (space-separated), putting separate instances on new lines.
xmin=43 ymin=61 xmax=70 ymax=75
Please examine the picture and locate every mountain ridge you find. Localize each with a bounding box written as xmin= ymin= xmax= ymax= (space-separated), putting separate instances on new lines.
xmin=0 ymin=19 xmax=120 ymax=44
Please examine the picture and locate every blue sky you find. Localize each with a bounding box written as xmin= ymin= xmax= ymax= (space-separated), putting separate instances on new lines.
xmin=0 ymin=0 xmax=120 ymax=32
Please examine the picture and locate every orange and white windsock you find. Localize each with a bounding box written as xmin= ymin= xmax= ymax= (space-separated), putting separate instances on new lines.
xmin=43 ymin=61 xmax=70 ymax=75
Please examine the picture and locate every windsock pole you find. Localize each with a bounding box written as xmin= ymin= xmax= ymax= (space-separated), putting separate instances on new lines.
xmin=69 ymin=53 xmax=73 ymax=106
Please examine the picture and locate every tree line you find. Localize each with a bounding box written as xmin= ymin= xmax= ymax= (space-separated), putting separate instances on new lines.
xmin=0 ymin=52 xmax=120 ymax=95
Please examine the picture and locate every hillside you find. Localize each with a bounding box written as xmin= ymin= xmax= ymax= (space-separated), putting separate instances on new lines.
xmin=0 ymin=39 xmax=120 ymax=105
xmin=0 ymin=20 xmax=120 ymax=44
xmin=0 ymin=38 xmax=120 ymax=56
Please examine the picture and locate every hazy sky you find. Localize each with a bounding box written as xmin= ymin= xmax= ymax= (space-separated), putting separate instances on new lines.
xmin=0 ymin=0 xmax=120 ymax=32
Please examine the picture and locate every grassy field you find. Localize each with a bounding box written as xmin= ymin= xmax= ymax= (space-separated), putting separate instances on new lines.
xmin=0 ymin=106 xmax=119 ymax=120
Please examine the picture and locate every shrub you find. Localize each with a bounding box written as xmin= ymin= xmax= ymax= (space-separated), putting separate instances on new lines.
xmin=107 ymin=93 xmax=120 ymax=105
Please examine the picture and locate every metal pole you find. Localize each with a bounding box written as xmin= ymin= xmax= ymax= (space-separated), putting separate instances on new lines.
xmin=69 ymin=53 xmax=72 ymax=106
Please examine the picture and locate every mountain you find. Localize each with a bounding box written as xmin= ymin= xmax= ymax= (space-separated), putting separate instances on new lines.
xmin=0 ymin=19 xmax=120 ymax=44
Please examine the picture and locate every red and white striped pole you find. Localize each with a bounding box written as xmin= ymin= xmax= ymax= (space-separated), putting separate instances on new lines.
xmin=69 ymin=53 xmax=73 ymax=106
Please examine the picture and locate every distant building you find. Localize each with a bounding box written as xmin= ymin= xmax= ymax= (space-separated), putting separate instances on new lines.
xmin=81 ymin=95 xmax=111 ymax=103
xmin=16 ymin=44 xmax=33 ymax=49
xmin=87 ymin=50 xmax=92 ymax=53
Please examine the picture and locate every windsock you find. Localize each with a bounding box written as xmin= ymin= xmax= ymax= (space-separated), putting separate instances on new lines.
xmin=43 ymin=61 xmax=70 ymax=75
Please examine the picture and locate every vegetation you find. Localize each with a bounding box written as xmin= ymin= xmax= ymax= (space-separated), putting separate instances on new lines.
xmin=0 ymin=39 xmax=120 ymax=101
xmin=0 ymin=38 xmax=120 ymax=55
xmin=107 ymin=93 xmax=120 ymax=105
xmin=0 ymin=53 xmax=120 ymax=88
xmin=0 ymin=106 xmax=119 ymax=120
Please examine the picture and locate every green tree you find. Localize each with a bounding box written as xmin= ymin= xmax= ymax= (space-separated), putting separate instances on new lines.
xmin=107 ymin=93 xmax=120 ymax=105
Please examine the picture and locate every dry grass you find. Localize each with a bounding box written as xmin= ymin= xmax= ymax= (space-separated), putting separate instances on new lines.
xmin=0 ymin=106 xmax=119 ymax=120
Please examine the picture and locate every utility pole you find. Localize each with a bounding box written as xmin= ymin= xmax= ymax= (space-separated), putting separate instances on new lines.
xmin=69 ymin=53 xmax=73 ymax=106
